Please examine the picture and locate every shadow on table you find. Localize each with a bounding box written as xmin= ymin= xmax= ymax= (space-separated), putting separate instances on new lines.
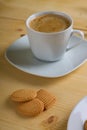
xmin=0 ymin=51 xmax=71 ymax=88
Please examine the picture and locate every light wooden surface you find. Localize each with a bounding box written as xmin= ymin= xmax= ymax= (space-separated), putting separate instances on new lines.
xmin=0 ymin=0 xmax=87 ymax=130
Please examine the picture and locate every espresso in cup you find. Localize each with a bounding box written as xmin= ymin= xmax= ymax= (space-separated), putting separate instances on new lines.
xmin=26 ymin=11 xmax=84 ymax=61
xmin=29 ymin=14 xmax=70 ymax=33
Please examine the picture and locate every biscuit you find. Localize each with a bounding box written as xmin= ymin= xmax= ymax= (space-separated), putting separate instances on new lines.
xmin=10 ymin=89 xmax=37 ymax=102
xmin=84 ymin=120 xmax=87 ymax=130
xmin=37 ymin=89 xmax=56 ymax=110
xmin=17 ymin=98 xmax=44 ymax=117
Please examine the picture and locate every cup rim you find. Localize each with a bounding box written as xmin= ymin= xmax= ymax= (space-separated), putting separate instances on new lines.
xmin=26 ymin=11 xmax=73 ymax=35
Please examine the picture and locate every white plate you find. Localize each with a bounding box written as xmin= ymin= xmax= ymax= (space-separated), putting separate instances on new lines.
xmin=67 ymin=96 xmax=87 ymax=130
xmin=5 ymin=35 xmax=87 ymax=78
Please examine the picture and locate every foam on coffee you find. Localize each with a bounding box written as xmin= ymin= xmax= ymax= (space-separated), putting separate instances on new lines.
xmin=29 ymin=14 xmax=70 ymax=33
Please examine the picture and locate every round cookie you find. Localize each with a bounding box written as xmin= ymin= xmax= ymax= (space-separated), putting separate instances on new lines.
xmin=10 ymin=89 xmax=37 ymax=102
xmin=37 ymin=89 xmax=56 ymax=110
xmin=84 ymin=120 xmax=87 ymax=130
xmin=17 ymin=98 xmax=44 ymax=117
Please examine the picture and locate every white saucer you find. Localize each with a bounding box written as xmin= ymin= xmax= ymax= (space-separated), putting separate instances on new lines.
xmin=5 ymin=35 xmax=87 ymax=78
xmin=67 ymin=96 xmax=87 ymax=130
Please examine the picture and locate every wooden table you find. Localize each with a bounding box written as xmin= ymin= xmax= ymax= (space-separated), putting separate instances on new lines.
xmin=0 ymin=0 xmax=87 ymax=130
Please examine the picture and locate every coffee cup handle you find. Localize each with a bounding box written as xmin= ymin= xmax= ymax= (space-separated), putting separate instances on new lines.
xmin=67 ymin=29 xmax=84 ymax=51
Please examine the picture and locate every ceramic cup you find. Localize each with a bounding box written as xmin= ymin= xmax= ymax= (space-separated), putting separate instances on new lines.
xmin=26 ymin=11 xmax=84 ymax=62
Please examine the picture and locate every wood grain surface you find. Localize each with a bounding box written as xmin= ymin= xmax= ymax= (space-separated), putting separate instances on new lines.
xmin=0 ymin=0 xmax=87 ymax=130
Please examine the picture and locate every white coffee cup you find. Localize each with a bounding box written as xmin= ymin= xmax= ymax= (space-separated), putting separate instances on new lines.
xmin=26 ymin=11 xmax=84 ymax=61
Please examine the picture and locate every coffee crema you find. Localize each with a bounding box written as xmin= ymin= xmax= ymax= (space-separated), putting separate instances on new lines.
xmin=29 ymin=14 xmax=70 ymax=33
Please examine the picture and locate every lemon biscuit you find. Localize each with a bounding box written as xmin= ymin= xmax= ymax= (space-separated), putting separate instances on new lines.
xmin=10 ymin=89 xmax=37 ymax=102
xmin=37 ymin=89 xmax=56 ymax=110
xmin=17 ymin=98 xmax=44 ymax=117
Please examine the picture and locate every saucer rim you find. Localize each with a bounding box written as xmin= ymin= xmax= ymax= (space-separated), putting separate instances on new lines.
xmin=67 ymin=96 xmax=87 ymax=130
xmin=5 ymin=35 xmax=87 ymax=78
